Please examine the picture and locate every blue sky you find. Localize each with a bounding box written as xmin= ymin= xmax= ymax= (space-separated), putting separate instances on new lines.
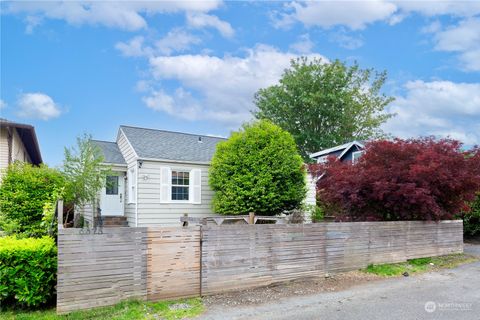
xmin=1 ymin=1 xmax=479 ymax=166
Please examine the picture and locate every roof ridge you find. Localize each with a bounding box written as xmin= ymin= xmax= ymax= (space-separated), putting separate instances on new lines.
xmin=91 ymin=139 xmax=117 ymax=144
xmin=120 ymin=124 xmax=227 ymax=140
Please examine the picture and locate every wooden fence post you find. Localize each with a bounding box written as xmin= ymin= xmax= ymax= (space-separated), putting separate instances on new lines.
xmin=57 ymin=199 xmax=64 ymax=229
xmin=249 ymin=212 xmax=255 ymax=225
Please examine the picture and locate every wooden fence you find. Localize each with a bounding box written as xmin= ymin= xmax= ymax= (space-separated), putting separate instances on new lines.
xmin=57 ymin=227 xmax=147 ymax=313
xmin=57 ymin=220 xmax=463 ymax=313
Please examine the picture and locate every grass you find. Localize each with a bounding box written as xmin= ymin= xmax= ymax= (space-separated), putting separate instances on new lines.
xmin=0 ymin=298 xmax=204 ymax=320
xmin=363 ymin=253 xmax=478 ymax=277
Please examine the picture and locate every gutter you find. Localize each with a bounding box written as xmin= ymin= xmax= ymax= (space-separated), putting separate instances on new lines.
xmin=138 ymin=157 xmax=211 ymax=166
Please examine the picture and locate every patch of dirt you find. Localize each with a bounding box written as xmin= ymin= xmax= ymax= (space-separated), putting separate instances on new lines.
xmin=202 ymin=271 xmax=381 ymax=307
xmin=464 ymin=237 xmax=480 ymax=245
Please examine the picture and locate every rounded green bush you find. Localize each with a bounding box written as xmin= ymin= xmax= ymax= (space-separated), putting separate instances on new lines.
xmin=209 ymin=120 xmax=306 ymax=215
xmin=0 ymin=162 xmax=65 ymax=237
xmin=0 ymin=236 xmax=57 ymax=308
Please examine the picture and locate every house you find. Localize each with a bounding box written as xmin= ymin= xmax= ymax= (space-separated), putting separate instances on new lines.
xmin=310 ymin=140 xmax=364 ymax=164
xmin=78 ymin=125 xmax=225 ymax=227
xmin=0 ymin=118 xmax=42 ymax=177
xmin=80 ymin=125 xmax=317 ymax=227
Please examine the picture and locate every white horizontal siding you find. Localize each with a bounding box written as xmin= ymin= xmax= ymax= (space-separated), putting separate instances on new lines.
xmin=305 ymin=173 xmax=317 ymax=206
xmin=136 ymin=160 xmax=218 ymax=226
xmin=117 ymin=130 xmax=137 ymax=226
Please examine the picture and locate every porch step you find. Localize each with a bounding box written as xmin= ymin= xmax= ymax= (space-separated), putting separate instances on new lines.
xmin=102 ymin=216 xmax=128 ymax=227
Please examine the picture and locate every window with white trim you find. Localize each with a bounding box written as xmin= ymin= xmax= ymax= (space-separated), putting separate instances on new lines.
xmin=317 ymin=156 xmax=328 ymax=164
xmin=171 ymin=170 xmax=190 ymax=201
xmin=160 ymin=167 xmax=202 ymax=204
xmin=128 ymin=167 xmax=136 ymax=203
xmin=352 ymin=150 xmax=364 ymax=164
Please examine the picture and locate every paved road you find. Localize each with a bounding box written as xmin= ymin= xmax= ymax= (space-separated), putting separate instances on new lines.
xmin=200 ymin=244 xmax=480 ymax=320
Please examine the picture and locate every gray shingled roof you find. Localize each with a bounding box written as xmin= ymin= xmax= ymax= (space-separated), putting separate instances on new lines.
xmin=91 ymin=140 xmax=126 ymax=164
xmin=120 ymin=125 xmax=226 ymax=163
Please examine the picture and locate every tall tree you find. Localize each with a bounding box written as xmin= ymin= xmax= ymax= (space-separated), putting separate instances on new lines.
xmin=254 ymin=58 xmax=394 ymax=160
xmin=62 ymin=134 xmax=109 ymax=225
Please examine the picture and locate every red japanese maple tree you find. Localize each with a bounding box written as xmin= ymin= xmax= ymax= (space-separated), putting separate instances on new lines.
xmin=309 ymin=138 xmax=480 ymax=221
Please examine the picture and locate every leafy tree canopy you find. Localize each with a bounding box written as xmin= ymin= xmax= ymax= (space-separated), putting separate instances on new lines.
xmin=209 ymin=120 xmax=306 ymax=216
xmin=62 ymin=134 xmax=109 ymax=209
xmin=254 ymin=58 xmax=394 ymax=160
xmin=310 ymin=138 xmax=480 ymax=221
xmin=0 ymin=162 xmax=65 ymax=237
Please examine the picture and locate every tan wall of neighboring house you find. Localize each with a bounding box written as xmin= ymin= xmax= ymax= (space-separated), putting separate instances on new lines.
xmin=0 ymin=126 xmax=32 ymax=167
xmin=0 ymin=127 xmax=33 ymax=181
xmin=0 ymin=127 xmax=9 ymax=171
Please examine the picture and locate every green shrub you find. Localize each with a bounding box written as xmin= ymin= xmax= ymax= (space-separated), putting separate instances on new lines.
xmin=209 ymin=120 xmax=306 ymax=215
xmin=308 ymin=204 xmax=324 ymax=223
xmin=0 ymin=236 xmax=57 ymax=308
xmin=464 ymin=193 xmax=480 ymax=237
xmin=0 ymin=162 xmax=65 ymax=237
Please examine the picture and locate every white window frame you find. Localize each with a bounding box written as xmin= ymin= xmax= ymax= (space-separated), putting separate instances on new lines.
xmin=171 ymin=170 xmax=191 ymax=202
xmin=317 ymin=156 xmax=328 ymax=164
xmin=127 ymin=166 xmax=137 ymax=204
xmin=160 ymin=166 xmax=202 ymax=204
xmin=352 ymin=150 xmax=364 ymax=164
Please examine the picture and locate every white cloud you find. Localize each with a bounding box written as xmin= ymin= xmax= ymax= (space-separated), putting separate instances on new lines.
xmin=274 ymin=1 xmax=480 ymax=31
xmin=155 ymin=28 xmax=202 ymax=55
xmin=328 ymin=30 xmax=364 ymax=50
xmin=273 ymin=1 xmax=480 ymax=71
xmin=276 ymin=0 xmax=397 ymax=30
xmin=0 ymin=99 xmax=7 ymax=109
xmin=143 ymin=45 xmax=327 ymax=124
xmin=394 ymin=0 xmax=480 ymax=18
xmin=432 ymin=18 xmax=480 ymax=71
xmin=116 ymin=29 xmax=201 ymax=58
xmin=6 ymin=1 xmax=222 ymax=32
xmin=17 ymin=93 xmax=62 ymax=120
xmin=384 ymin=80 xmax=480 ymax=145
xmin=289 ymin=34 xmax=314 ymax=53
xmin=186 ymin=12 xmax=234 ymax=38
xmin=421 ymin=20 xmax=441 ymax=34
xmin=115 ymin=36 xmax=151 ymax=57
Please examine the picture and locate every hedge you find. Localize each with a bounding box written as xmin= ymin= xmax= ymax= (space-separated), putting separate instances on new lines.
xmin=0 ymin=236 xmax=57 ymax=308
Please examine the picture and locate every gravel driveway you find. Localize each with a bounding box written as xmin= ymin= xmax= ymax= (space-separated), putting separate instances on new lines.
xmin=199 ymin=244 xmax=480 ymax=320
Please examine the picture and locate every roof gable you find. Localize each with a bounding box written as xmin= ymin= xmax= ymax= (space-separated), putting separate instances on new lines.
xmin=91 ymin=140 xmax=126 ymax=165
xmin=310 ymin=140 xmax=364 ymax=159
xmin=0 ymin=118 xmax=42 ymax=165
xmin=119 ymin=125 xmax=226 ymax=163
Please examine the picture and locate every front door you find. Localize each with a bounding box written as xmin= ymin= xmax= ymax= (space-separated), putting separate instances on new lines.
xmin=100 ymin=173 xmax=125 ymax=216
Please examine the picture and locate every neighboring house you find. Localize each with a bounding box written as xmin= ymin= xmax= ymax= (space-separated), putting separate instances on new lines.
xmin=0 ymin=118 xmax=42 ymax=178
xmin=310 ymin=140 xmax=364 ymax=164
xmin=81 ymin=125 xmax=317 ymax=227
